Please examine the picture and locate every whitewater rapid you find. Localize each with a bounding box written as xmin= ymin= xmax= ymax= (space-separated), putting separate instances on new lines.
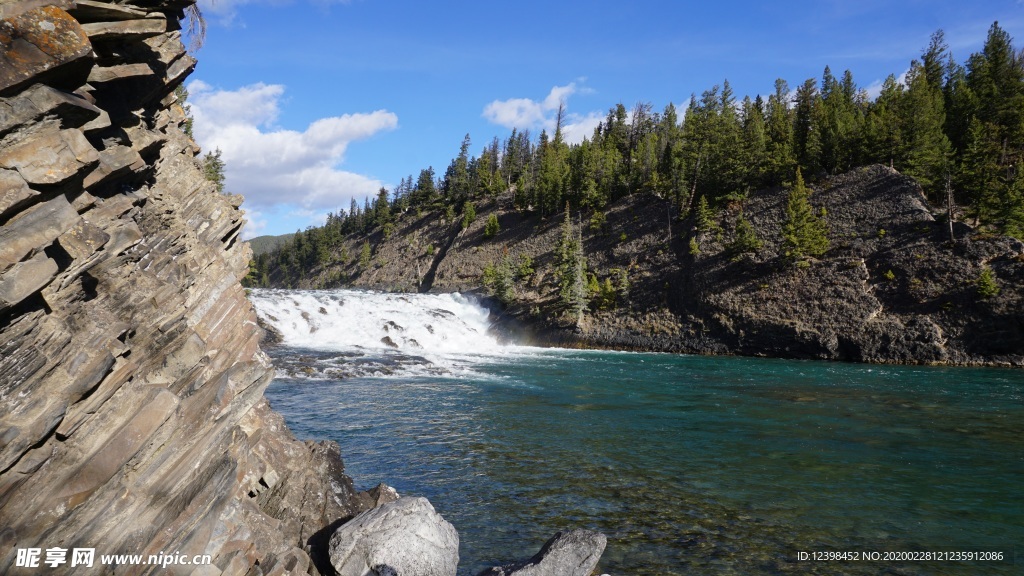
xmin=248 ymin=289 xmax=514 ymax=379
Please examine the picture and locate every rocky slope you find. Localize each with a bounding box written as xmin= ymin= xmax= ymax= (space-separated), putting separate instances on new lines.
xmin=288 ymin=166 xmax=1024 ymax=366
xmin=0 ymin=2 xmax=382 ymax=574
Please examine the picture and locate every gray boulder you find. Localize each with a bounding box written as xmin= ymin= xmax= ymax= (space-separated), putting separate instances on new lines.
xmin=477 ymin=530 xmax=607 ymax=576
xmin=330 ymin=496 xmax=459 ymax=576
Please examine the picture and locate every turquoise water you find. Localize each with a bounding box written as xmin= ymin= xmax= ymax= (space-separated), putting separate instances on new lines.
xmin=265 ymin=349 xmax=1022 ymax=575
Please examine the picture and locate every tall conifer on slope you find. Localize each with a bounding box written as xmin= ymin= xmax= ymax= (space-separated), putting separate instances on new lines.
xmin=782 ymin=168 xmax=830 ymax=263
xmin=557 ymin=206 xmax=587 ymax=325
xmin=765 ymin=79 xmax=796 ymax=185
xmin=1002 ymin=171 xmax=1024 ymax=239
xmin=793 ymin=78 xmax=823 ymax=176
xmin=962 ymin=22 xmax=1024 ymax=232
xmin=903 ymin=59 xmax=953 ymax=198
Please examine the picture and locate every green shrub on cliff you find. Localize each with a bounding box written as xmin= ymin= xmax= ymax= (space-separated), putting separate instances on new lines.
xmin=484 ymin=213 xmax=500 ymax=238
xmin=359 ymin=241 xmax=372 ymax=269
xmin=516 ymin=254 xmax=534 ymax=279
xmin=588 ymin=276 xmax=617 ymax=310
xmin=727 ymin=213 xmax=762 ymax=256
xmin=202 ymin=148 xmax=225 ymax=193
xmin=695 ymin=195 xmax=714 ymax=232
xmin=462 ymin=201 xmax=476 ymax=230
xmin=977 ymin=267 xmax=1000 ymax=299
xmin=482 ymin=256 xmax=515 ymax=304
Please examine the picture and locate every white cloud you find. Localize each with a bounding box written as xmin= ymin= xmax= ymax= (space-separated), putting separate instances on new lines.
xmin=561 ymin=112 xmax=604 ymax=145
xmin=241 ymin=207 xmax=267 ymax=239
xmin=482 ymin=81 xmax=601 ymax=144
xmin=187 ymin=80 xmax=397 ymax=230
xmin=864 ymin=70 xmax=909 ymax=101
xmin=482 ymin=97 xmax=549 ymax=130
xmin=198 ymin=0 xmax=349 ymax=24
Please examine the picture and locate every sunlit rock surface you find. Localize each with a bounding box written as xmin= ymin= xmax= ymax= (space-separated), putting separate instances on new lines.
xmin=0 ymin=2 xmax=373 ymax=574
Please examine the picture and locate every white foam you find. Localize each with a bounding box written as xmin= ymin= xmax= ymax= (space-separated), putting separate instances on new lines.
xmin=248 ymin=289 xmax=531 ymax=379
xmin=249 ymin=289 xmax=500 ymax=352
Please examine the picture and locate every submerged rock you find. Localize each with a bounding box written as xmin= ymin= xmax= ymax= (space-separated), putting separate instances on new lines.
xmin=330 ymin=496 xmax=459 ymax=576
xmin=477 ymin=529 xmax=607 ymax=576
xmin=366 ymin=482 xmax=401 ymax=507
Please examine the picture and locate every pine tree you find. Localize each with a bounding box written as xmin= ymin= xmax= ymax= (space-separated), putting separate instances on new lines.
xmin=967 ymin=22 xmax=1024 ymax=154
xmin=781 ymin=168 xmax=830 ymax=262
xmin=413 ymin=167 xmax=437 ymax=206
xmin=483 ymin=255 xmax=515 ymax=304
xmin=537 ymin=109 xmax=569 ymax=215
xmin=695 ymin=195 xmax=715 ymax=232
xmin=727 ymin=212 xmax=763 ymax=256
xmin=961 ymin=118 xmax=1003 ymax=223
xmin=202 ymin=148 xmax=226 ymax=193
xmin=557 ymin=207 xmax=587 ymax=325
xmin=483 ymin=213 xmax=500 ymax=238
xmin=819 ymin=67 xmax=862 ymax=174
xmin=902 ymin=60 xmax=953 ymax=197
xmin=712 ymin=81 xmax=745 ymax=197
xmin=976 ymin=266 xmax=1000 ymax=299
xmin=740 ymin=95 xmax=768 ymax=188
xmin=656 ymin=102 xmax=686 ymax=202
xmin=864 ymin=75 xmax=904 ymax=167
xmin=359 ymin=240 xmax=372 ymax=269
xmin=793 ymin=78 xmax=823 ymax=176
xmin=1001 ymin=170 xmax=1024 ymax=238
xmin=765 ymin=79 xmax=796 ymax=184
xmin=460 ymin=200 xmax=476 ymax=230
xmin=175 ymin=84 xmax=194 ymax=138
xmin=943 ymin=56 xmax=976 ymax=161
xmin=374 ymin=187 xmax=391 ymax=227
xmin=963 ymin=22 xmax=1024 ymax=228
xmin=444 ymin=134 xmax=472 ymax=202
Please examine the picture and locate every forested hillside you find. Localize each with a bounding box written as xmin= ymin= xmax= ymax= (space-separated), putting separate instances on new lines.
xmin=243 ymin=24 xmax=1024 ymax=365
xmin=250 ymin=23 xmax=1022 ymax=288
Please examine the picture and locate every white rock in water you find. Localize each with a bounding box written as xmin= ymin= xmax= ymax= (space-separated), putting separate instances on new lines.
xmin=329 ymin=496 xmax=459 ymax=576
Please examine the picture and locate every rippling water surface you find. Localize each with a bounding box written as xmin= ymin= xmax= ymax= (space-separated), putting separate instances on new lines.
xmin=252 ymin=289 xmax=1023 ymax=575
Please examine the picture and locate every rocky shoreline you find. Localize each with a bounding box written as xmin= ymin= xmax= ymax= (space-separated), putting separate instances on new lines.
xmin=0 ymin=2 xmax=610 ymax=575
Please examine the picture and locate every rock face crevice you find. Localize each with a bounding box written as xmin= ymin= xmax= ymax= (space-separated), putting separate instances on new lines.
xmin=0 ymin=2 xmax=367 ymax=574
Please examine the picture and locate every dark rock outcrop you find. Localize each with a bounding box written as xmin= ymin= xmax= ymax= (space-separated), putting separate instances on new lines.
xmin=0 ymin=2 xmax=377 ymax=574
xmin=476 ymin=530 xmax=607 ymax=576
xmin=284 ymin=165 xmax=1024 ymax=366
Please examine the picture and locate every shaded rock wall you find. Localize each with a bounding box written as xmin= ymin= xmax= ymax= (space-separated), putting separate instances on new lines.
xmin=0 ymin=2 xmax=365 ymax=574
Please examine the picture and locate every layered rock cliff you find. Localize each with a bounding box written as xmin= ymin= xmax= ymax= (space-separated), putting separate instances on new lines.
xmin=0 ymin=2 xmax=371 ymax=574
xmin=277 ymin=166 xmax=1024 ymax=366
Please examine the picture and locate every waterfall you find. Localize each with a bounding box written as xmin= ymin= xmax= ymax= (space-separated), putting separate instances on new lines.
xmin=248 ymin=289 xmax=506 ymax=379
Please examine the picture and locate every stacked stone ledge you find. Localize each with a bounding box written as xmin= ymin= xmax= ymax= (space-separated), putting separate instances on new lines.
xmin=0 ymin=2 xmax=380 ymax=574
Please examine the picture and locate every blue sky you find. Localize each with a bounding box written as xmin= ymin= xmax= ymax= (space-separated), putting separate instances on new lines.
xmin=187 ymin=0 xmax=1024 ymax=237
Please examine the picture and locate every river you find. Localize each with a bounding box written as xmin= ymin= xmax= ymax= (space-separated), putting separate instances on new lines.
xmin=249 ymin=288 xmax=1022 ymax=575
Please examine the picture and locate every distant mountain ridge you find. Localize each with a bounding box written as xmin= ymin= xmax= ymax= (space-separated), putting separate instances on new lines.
xmin=249 ymin=232 xmax=295 ymax=255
